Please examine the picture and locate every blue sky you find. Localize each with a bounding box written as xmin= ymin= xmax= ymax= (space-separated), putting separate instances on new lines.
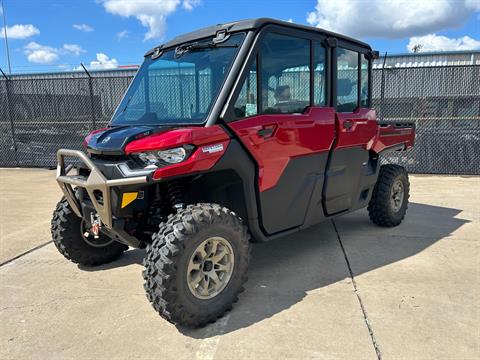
xmin=1 ymin=0 xmax=479 ymax=74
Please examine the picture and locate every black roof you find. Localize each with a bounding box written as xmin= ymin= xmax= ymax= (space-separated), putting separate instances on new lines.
xmin=145 ymin=18 xmax=372 ymax=56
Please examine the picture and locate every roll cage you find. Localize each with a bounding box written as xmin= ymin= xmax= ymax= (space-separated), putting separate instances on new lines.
xmin=141 ymin=18 xmax=377 ymax=128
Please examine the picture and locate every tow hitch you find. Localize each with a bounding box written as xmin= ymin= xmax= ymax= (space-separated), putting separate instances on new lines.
xmin=84 ymin=213 xmax=102 ymax=239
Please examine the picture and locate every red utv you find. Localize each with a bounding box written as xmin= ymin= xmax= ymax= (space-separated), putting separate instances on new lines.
xmin=52 ymin=18 xmax=415 ymax=327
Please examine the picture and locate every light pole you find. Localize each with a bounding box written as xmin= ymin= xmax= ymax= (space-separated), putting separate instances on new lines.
xmin=1 ymin=0 xmax=12 ymax=74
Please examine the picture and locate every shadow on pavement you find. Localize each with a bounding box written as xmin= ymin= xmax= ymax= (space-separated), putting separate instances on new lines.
xmin=78 ymin=202 xmax=468 ymax=337
xmin=180 ymin=202 xmax=468 ymax=338
xmin=79 ymin=248 xmax=145 ymax=271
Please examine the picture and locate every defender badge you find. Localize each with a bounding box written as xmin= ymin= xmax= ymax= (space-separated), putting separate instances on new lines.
xmin=202 ymin=143 xmax=224 ymax=154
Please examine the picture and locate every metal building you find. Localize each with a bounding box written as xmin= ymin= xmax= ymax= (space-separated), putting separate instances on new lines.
xmin=373 ymin=50 xmax=480 ymax=68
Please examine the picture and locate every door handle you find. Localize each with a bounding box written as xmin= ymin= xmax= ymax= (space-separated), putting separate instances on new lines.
xmin=343 ymin=120 xmax=354 ymax=130
xmin=257 ymin=125 xmax=276 ymax=138
xmin=257 ymin=128 xmax=273 ymax=137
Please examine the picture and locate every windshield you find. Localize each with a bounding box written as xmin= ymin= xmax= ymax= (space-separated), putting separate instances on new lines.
xmin=110 ymin=33 xmax=245 ymax=126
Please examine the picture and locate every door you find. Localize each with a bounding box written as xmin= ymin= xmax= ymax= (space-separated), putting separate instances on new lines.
xmin=226 ymin=32 xmax=335 ymax=234
xmin=323 ymin=48 xmax=378 ymax=215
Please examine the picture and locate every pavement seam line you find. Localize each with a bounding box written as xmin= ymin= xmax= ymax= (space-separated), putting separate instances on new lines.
xmin=195 ymin=313 xmax=230 ymax=360
xmin=332 ymin=220 xmax=382 ymax=360
xmin=0 ymin=241 xmax=53 ymax=267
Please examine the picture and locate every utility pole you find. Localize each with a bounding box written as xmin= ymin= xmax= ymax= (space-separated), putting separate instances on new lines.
xmin=1 ymin=0 xmax=12 ymax=74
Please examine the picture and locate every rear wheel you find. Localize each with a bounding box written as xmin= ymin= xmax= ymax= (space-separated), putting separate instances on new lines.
xmin=143 ymin=203 xmax=251 ymax=327
xmin=368 ymin=164 xmax=409 ymax=227
xmin=51 ymin=197 xmax=128 ymax=266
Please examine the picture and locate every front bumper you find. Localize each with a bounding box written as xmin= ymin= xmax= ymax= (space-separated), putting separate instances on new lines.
xmin=56 ymin=149 xmax=148 ymax=228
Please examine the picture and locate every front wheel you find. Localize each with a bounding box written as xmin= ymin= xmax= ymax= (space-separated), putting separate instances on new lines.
xmin=368 ymin=164 xmax=410 ymax=227
xmin=51 ymin=197 xmax=128 ymax=266
xmin=143 ymin=203 xmax=251 ymax=327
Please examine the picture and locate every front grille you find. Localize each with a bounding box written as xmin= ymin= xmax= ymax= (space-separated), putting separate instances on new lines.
xmin=89 ymin=153 xmax=129 ymax=162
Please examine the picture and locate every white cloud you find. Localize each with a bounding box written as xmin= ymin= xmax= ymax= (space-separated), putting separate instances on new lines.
xmin=88 ymin=53 xmax=119 ymax=70
xmin=101 ymin=0 xmax=200 ymax=41
xmin=24 ymin=42 xmax=58 ymax=63
xmin=24 ymin=42 xmax=85 ymax=64
xmin=466 ymin=0 xmax=480 ymax=11
xmin=63 ymin=44 xmax=85 ymax=56
xmin=0 ymin=24 xmax=40 ymax=39
xmin=407 ymin=34 xmax=480 ymax=52
xmin=73 ymin=24 xmax=94 ymax=32
xmin=27 ymin=51 xmax=58 ymax=64
xmin=182 ymin=0 xmax=200 ymax=11
xmin=306 ymin=0 xmax=480 ymax=39
xmin=116 ymin=29 xmax=129 ymax=40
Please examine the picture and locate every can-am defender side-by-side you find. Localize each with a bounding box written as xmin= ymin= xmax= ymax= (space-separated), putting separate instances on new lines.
xmin=52 ymin=19 xmax=415 ymax=327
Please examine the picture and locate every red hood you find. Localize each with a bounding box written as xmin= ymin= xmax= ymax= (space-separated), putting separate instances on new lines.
xmin=124 ymin=125 xmax=229 ymax=154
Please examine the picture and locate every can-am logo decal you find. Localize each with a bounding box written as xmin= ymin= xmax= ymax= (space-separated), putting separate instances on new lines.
xmin=202 ymin=143 xmax=224 ymax=154
xmin=101 ymin=136 xmax=111 ymax=144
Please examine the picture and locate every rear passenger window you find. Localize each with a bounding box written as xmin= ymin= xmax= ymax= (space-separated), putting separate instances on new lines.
xmin=313 ymin=42 xmax=327 ymax=106
xmin=361 ymin=54 xmax=369 ymax=107
xmin=337 ymin=48 xmax=358 ymax=112
xmin=260 ymin=33 xmax=310 ymax=114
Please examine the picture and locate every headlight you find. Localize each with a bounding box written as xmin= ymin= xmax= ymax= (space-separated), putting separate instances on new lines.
xmin=137 ymin=152 xmax=160 ymax=166
xmin=135 ymin=146 xmax=192 ymax=167
xmin=158 ymin=147 xmax=186 ymax=164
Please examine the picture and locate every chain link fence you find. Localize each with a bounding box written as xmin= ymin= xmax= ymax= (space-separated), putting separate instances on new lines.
xmin=372 ymin=65 xmax=479 ymax=174
xmin=0 ymin=69 xmax=135 ymax=167
xmin=0 ymin=65 xmax=479 ymax=174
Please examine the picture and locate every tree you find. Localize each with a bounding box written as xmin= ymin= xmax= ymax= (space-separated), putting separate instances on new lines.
xmin=411 ymin=44 xmax=423 ymax=53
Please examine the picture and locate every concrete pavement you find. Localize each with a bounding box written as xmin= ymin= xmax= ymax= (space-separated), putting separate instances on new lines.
xmin=0 ymin=169 xmax=478 ymax=359
xmin=0 ymin=169 xmax=61 ymax=264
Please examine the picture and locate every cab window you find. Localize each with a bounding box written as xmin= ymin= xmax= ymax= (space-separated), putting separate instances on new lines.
xmin=336 ymin=48 xmax=359 ymax=112
xmin=313 ymin=42 xmax=327 ymax=106
xmin=233 ymin=59 xmax=258 ymax=118
xmin=361 ymin=54 xmax=369 ymax=107
xmin=260 ymin=33 xmax=310 ymax=114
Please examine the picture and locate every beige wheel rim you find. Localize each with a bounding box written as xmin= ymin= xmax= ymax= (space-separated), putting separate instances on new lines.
xmin=187 ymin=236 xmax=235 ymax=300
